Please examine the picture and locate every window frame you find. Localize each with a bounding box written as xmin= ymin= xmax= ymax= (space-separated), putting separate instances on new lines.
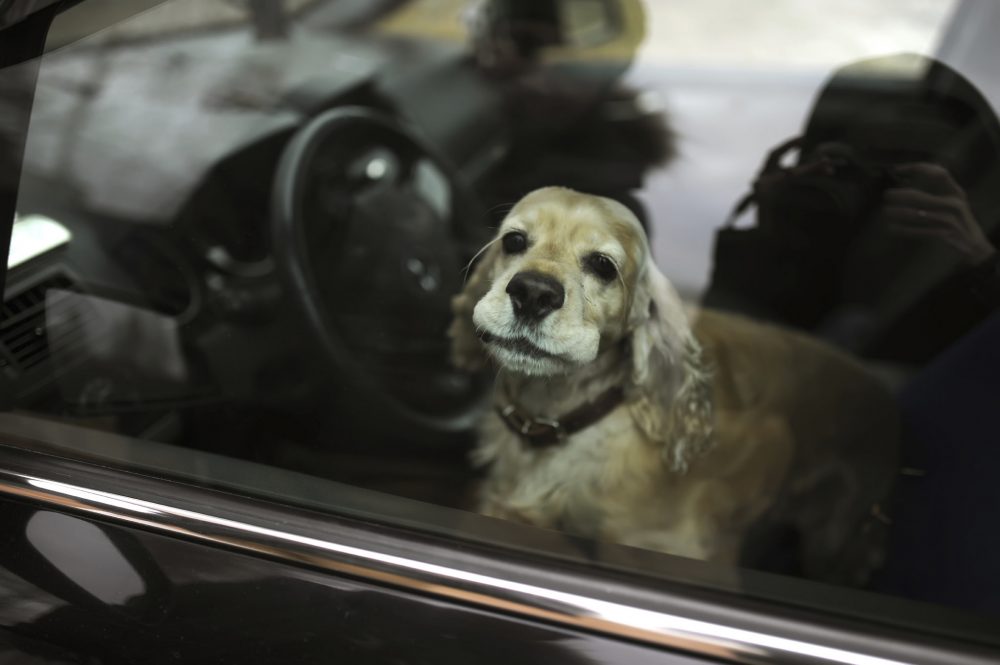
xmin=0 ymin=419 xmax=998 ymax=665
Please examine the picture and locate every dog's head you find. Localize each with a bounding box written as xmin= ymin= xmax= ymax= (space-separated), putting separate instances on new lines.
xmin=450 ymin=186 xmax=713 ymax=470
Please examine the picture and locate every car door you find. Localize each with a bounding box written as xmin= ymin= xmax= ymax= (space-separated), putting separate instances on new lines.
xmin=1 ymin=2 xmax=999 ymax=664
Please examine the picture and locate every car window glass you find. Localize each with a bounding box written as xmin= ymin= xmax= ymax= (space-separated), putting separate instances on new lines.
xmin=4 ymin=0 xmax=1000 ymax=646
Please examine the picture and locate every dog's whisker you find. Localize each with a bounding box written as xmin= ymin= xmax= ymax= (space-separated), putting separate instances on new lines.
xmin=615 ymin=268 xmax=631 ymax=328
xmin=461 ymin=237 xmax=500 ymax=282
xmin=486 ymin=201 xmax=518 ymax=216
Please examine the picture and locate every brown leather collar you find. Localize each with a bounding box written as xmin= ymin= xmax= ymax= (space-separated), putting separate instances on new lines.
xmin=496 ymin=385 xmax=625 ymax=448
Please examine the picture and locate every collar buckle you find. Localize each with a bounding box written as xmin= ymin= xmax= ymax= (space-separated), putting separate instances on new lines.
xmin=499 ymin=405 xmax=566 ymax=446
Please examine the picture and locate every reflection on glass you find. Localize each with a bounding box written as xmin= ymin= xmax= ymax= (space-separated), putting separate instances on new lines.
xmin=26 ymin=511 xmax=146 ymax=606
xmin=1 ymin=0 xmax=997 ymax=644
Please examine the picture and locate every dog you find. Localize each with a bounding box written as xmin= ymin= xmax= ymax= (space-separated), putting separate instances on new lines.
xmin=449 ymin=186 xmax=899 ymax=582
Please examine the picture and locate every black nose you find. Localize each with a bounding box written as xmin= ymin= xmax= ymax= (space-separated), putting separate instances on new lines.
xmin=506 ymin=271 xmax=565 ymax=321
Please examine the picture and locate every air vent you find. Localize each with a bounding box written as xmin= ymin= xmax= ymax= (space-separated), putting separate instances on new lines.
xmin=1 ymin=274 xmax=77 ymax=373
xmin=5 ymin=320 xmax=49 ymax=371
xmin=3 ymin=274 xmax=73 ymax=321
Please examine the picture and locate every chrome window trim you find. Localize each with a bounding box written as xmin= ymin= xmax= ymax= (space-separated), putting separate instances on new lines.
xmin=0 ymin=446 xmax=995 ymax=665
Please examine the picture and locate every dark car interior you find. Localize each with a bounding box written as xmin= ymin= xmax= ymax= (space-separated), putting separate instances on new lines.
xmin=4 ymin=0 xmax=668 ymax=505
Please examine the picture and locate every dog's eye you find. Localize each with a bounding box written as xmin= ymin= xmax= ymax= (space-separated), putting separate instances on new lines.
xmin=585 ymin=253 xmax=618 ymax=282
xmin=502 ymin=231 xmax=527 ymax=254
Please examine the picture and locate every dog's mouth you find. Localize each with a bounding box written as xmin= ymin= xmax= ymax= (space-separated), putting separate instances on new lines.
xmin=479 ymin=331 xmax=561 ymax=360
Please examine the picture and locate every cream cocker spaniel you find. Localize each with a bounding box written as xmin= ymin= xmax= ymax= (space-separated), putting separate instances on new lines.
xmin=450 ymin=187 xmax=898 ymax=580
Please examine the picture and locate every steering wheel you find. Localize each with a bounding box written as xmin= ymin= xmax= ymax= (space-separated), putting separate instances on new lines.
xmin=272 ymin=107 xmax=490 ymax=437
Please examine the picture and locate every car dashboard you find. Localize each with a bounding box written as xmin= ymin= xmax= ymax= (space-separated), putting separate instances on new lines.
xmin=4 ymin=22 xmax=514 ymax=456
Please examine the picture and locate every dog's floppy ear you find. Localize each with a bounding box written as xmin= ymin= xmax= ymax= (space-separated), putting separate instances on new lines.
xmin=448 ymin=241 xmax=501 ymax=370
xmin=626 ymin=260 xmax=714 ymax=472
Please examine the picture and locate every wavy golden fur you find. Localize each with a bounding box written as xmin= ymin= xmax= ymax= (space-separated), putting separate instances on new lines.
xmin=450 ymin=187 xmax=898 ymax=581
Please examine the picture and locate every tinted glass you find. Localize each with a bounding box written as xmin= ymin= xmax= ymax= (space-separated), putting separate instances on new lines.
xmin=2 ymin=0 xmax=999 ymax=644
